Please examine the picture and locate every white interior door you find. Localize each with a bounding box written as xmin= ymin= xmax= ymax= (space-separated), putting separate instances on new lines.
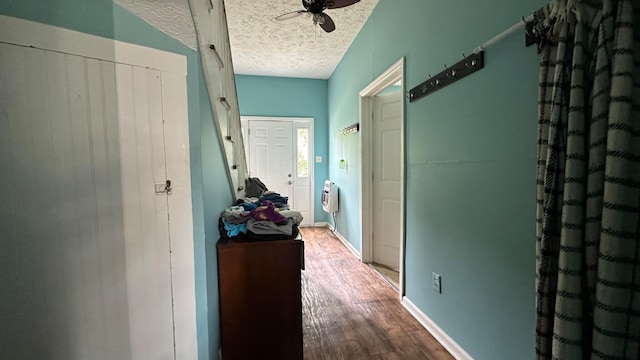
xmin=0 ymin=18 xmax=195 ymax=359
xmin=245 ymin=118 xmax=314 ymax=225
xmin=372 ymin=91 xmax=403 ymax=270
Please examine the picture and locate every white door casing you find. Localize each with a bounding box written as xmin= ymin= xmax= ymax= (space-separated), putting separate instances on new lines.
xmin=0 ymin=15 xmax=196 ymax=359
xmin=242 ymin=116 xmax=314 ymax=226
xmin=359 ymin=58 xmax=405 ymax=298
xmin=372 ymin=91 xmax=403 ymax=270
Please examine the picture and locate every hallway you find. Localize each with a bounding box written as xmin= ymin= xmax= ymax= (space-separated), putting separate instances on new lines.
xmin=300 ymin=227 xmax=454 ymax=360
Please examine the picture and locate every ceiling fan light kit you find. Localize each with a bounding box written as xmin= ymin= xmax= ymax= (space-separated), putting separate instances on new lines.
xmin=275 ymin=0 xmax=361 ymax=33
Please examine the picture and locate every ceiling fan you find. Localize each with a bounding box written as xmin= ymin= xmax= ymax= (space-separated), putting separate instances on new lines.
xmin=275 ymin=0 xmax=361 ymax=33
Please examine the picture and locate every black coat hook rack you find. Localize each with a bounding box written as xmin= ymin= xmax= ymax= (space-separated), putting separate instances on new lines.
xmin=409 ymin=51 xmax=484 ymax=103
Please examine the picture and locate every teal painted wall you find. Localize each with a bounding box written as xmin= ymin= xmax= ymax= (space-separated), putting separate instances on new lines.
xmin=235 ymin=75 xmax=329 ymax=223
xmin=200 ymin=59 xmax=234 ymax=358
xmin=0 ymin=2 xmax=231 ymax=359
xmin=328 ymin=0 xmax=547 ymax=359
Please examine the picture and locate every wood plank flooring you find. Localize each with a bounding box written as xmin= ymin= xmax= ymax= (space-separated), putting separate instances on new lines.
xmin=300 ymin=227 xmax=454 ymax=360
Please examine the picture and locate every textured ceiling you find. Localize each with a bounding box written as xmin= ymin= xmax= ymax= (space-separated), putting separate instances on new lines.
xmin=114 ymin=0 xmax=378 ymax=79
xmin=114 ymin=0 xmax=197 ymax=49
xmin=225 ymin=0 xmax=378 ymax=79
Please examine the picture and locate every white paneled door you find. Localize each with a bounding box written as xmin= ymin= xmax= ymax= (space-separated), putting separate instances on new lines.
xmin=372 ymin=91 xmax=403 ymax=271
xmin=0 ymin=18 xmax=195 ymax=360
xmin=245 ymin=118 xmax=313 ymax=225
xmin=248 ymin=120 xmax=294 ymax=198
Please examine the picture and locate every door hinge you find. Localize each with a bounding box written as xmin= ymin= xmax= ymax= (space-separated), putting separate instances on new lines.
xmin=155 ymin=180 xmax=172 ymax=195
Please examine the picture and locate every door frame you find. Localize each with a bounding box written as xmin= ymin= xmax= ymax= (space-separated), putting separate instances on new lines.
xmin=241 ymin=116 xmax=315 ymax=225
xmin=0 ymin=15 xmax=197 ymax=358
xmin=359 ymin=58 xmax=405 ymax=298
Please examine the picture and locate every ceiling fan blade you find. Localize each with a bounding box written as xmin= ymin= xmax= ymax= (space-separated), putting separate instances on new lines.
xmin=275 ymin=10 xmax=307 ymax=21
xmin=320 ymin=13 xmax=336 ymax=33
xmin=327 ymin=0 xmax=360 ymax=9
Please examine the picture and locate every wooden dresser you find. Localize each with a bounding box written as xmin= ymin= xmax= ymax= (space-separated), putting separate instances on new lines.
xmin=217 ymin=236 xmax=304 ymax=360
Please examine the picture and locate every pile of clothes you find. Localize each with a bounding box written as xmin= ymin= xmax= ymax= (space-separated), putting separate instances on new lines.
xmin=219 ymin=191 xmax=303 ymax=241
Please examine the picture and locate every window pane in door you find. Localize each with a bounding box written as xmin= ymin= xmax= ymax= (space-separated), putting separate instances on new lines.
xmin=297 ymin=128 xmax=309 ymax=178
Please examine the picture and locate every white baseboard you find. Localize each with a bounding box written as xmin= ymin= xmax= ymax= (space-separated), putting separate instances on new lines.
xmin=312 ymin=222 xmax=330 ymax=228
xmin=332 ymin=230 xmax=361 ymax=260
xmin=320 ymin=223 xmax=361 ymax=260
xmin=402 ymin=297 xmax=473 ymax=360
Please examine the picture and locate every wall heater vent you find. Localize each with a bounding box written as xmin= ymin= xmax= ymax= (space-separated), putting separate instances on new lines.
xmin=322 ymin=180 xmax=338 ymax=213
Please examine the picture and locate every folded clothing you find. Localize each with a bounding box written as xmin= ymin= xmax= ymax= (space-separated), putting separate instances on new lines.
xmin=225 ymin=206 xmax=244 ymax=214
xmin=237 ymin=202 xmax=258 ymax=211
xmin=258 ymin=193 xmax=289 ymax=209
xmin=218 ymin=218 xmax=299 ymax=241
xmin=247 ymin=218 xmax=293 ymax=236
xmin=251 ymin=200 xmax=287 ymax=224
xmin=278 ymin=210 xmax=303 ymax=226
xmin=221 ymin=217 xmax=247 ymax=237
xmin=246 ymin=224 xmax=299 ymax=241
xmin=221 ymin=207 xmax=251 ymax=225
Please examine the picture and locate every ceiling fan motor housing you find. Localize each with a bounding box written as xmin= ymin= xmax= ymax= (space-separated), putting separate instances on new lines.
xmin=275 ymin=0 xmax=360 ymax=32
xmin=303 ymin=0 xmax=330 ymax=14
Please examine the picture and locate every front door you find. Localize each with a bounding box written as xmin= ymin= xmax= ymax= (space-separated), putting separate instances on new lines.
xmin=248 ymin=120 xmax=293 ymax=198
xmin=372 ymin=91 xmax=403 ymax=270
xmin=245 ymin=118 xmax=313 ymax=225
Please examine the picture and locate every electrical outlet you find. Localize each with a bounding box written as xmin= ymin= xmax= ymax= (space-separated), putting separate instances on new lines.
xmin=432 ymin=272 xmax=441 ymax=293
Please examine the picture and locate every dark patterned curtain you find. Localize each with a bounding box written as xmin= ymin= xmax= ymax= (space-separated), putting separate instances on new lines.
xmin=535 ymin=0 xmax=640 ymax=359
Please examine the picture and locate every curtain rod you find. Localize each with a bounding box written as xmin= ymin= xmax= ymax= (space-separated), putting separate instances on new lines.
xmin=473 ymin=14 xmax=535 ymax=54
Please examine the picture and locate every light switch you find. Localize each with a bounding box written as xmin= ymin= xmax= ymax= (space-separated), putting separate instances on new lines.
xmin=315 ymin=156 xmax=322 ymax=163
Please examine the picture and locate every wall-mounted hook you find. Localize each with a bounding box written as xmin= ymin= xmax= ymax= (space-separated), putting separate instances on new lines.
xmin=409 ymin=51 xmax=484 ymax=103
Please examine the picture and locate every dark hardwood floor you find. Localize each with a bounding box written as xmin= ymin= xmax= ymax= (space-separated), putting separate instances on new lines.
xmin=300 ymin=227 xmax=454 ymax=360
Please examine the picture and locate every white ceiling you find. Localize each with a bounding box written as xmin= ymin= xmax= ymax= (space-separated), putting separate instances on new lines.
xmin=114 ymin=0 xmax=198 ymax=49
xmin=114 ymin=0 xmax=378 ymax=79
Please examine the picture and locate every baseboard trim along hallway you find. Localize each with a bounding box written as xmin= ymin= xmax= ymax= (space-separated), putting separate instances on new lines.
xmin=402 ymin=297 xmax=473 ymax=360
xmin=330 ymin=227 xmax=361 ymax=260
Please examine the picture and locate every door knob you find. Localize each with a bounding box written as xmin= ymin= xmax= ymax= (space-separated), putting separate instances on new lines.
xmin=288 ymin=174 xmax=292 ymax=177
xmin=288 ymin=181 xmax=292 ymax=185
